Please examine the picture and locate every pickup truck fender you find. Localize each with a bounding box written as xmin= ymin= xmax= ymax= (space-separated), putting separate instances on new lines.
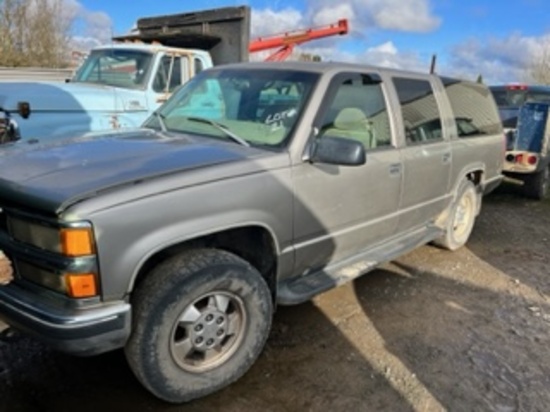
xmin=76 ymin=167 xmax=294 ymax=301
xmin=125 ymin=217 xmax=284 ymax=293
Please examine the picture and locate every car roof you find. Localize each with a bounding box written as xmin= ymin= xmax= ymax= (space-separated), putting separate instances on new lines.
xmin=212 ymin=60 xmax=453 ymax=81
xmin=93 ymin=43 xmax=211 ymax=57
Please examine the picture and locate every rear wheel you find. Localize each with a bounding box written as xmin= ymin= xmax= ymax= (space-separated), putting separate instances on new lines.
xmin=523 ymin=167 xmax=549 ymax=200
xmin=435 ymin=180 xmax=478 ymax=251
xmin=125 ymin=248 xmax=273 ymax=403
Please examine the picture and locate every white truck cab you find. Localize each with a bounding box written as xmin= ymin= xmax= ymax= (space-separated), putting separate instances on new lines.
xmin=0 ymin=6 xmax=250 ymax=144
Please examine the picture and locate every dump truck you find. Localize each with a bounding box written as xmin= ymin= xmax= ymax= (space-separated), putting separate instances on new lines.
xmin=0 ymin=6 xmax=251 ymax=145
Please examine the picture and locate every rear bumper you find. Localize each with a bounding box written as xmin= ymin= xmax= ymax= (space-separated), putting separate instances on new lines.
xmin=0 ymin=284 xmax=130 ymax=356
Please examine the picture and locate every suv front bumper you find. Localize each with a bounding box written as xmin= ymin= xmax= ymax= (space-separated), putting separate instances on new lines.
xmin=0 ymin=284 xmax=130 ymax=356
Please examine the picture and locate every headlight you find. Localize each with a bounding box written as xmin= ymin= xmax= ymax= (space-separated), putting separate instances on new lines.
xmin=8 ymin=217 xmax=96 ymax=257
xmin=8 ymin=217 xmax=98 ymax=298
xmin=17 ymin=260 xmax=98 ymax=298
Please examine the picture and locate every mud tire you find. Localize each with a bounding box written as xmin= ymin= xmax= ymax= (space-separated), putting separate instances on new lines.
xmin=125 ymin=248 xmax=273 ymax=403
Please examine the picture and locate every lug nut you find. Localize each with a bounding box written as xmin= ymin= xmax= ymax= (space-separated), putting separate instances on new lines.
xmin=217 ymin=329 xmax=224 ymax=336
xmin=195 ymin=337 xmax=203 ymax=345
xmin=206 ymin=314 xmax=214 ymax=322
xmin=194 ymin=324 xmax=203 ymax=332
xmin=206 ymin=339 xmax=214 ymax=346
xmin=216 ymin=317 xmax=224 ymax=325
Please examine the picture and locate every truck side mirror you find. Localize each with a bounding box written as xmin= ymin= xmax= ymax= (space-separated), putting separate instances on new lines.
xmin=311 ymin=136 xmax=366 ymax=166
xmin=17 ymin=102 xmax=31 ymax=119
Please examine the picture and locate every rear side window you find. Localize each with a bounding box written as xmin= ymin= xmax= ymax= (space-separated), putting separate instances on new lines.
xmin=393 ymin=77 xmax=442 ymax=144
xmin=443 ymin=78 xmax=502 ymax=138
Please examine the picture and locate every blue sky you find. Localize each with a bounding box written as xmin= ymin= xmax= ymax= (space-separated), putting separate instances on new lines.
xmin=72 ymin=0 xmax=550 ymax=83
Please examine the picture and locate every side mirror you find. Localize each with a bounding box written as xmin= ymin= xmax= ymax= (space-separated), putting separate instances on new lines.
xmin=17 ymin=101 xmax=31 ymax=119
xmin=311 ymin=136 xmax=366 ymax=166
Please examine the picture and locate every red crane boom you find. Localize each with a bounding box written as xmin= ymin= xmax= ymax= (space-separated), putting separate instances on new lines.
xmin=249 ymin=19 xmax=349 ymax=61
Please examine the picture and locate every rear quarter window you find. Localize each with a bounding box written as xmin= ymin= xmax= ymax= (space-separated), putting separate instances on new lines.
xmin=392 ymin=77 xmax=443 ymax=144
xmin=443 ymin=78 xmax=502 ymax=138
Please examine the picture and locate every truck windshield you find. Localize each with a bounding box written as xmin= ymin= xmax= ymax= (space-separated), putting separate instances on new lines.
xmin=490 ymin=86 xmax=550 ymax=128
xmin=72 ymin=49 xmax=153 ymax=89
xmin=144 ymin=68 xmax=319 ymax=147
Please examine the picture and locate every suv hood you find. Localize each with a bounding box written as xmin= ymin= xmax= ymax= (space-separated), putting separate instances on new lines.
xmin=0 ymin=129 xmax=268 ymax=214
xmin=0 ymin=81 xmax=139 ymax=113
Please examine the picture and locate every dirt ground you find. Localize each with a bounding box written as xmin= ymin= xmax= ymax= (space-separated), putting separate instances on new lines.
xmin=1 ymin=186 xmax=549 ymax=412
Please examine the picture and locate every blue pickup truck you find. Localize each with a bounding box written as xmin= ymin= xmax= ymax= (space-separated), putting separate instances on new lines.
xmin=0 ymin=6 xmax=250 ymax=145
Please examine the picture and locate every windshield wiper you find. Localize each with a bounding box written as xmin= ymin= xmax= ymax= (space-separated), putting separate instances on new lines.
xmin=186 ymin=116 xmax=250 ymax=147
xmin=153 ymin=111 xmax=168 ymax=132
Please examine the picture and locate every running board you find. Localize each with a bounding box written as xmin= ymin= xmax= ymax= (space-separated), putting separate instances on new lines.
xmin=277 ymin=225 xmax=443 ymax=305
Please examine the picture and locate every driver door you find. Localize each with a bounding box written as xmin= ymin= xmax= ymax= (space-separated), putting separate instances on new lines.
xmin=292 ymin=72 xmax=402 ymax=274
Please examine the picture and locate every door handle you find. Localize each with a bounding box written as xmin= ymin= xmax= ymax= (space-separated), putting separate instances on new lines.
xmin=442 ymin=152 xmax=451 ymax=164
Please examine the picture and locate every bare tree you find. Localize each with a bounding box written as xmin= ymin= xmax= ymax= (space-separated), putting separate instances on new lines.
xmin=529 ymin=37 xmax=550 ymax=85
xmin=0 ymin=0 xmax=74 ymax=67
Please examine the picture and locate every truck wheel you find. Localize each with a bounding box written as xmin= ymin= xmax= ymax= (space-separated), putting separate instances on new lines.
xmin=435 ymin=180 xmax=478 ymax=251
xmin=125 ymin=248 xmax=273 ymax=403
xmin=523 ymin=167 xmax=549 ymax=200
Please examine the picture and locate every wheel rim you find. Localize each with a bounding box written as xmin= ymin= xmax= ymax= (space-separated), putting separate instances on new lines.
xmin=452 ymin=190 xmax=475 ymax=240
xmin=170 ymin=291 xmax=247 ymax=373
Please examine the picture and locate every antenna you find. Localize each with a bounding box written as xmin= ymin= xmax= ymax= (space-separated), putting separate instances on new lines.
xmin=430 ymin=54 xmax=437 ymax=74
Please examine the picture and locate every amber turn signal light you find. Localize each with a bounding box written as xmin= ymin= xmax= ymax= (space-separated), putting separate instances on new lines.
xmin=66 ymin=273 xmax=98 ymax=298
xmin=60 ymin=228 xmax=95 ymax=256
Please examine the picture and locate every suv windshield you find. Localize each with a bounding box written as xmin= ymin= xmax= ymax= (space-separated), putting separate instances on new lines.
xmin=144 ymin=68 xmax=319 ymax=147
xmin=73 ymin=49 xmax=153 ymax=89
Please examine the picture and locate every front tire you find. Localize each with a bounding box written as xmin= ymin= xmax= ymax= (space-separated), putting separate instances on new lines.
xmin=435 ymin=180 xmax=478 ymax=251
xmin=125 ymin=248 xmax=273 ymax=403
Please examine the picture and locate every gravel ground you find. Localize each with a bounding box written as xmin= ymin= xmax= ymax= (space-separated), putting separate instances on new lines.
xmin=1 ymin=188 xmax=549 ymax=412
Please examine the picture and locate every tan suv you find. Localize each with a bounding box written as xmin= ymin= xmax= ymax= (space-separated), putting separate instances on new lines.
xmin=0 ymin=62 xmax=503 ymax=403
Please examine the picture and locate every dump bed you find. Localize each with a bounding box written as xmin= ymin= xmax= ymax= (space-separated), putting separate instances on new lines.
xmin=113 ymin=6 xmax=250 ymax=65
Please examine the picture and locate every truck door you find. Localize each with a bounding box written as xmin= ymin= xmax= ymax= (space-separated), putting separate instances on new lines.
xmin=391 ymin=76 xmax=452 ymax=232
xmin=292 ymin=73 xmax=402 ymax=274
xmin=149 ymin=54 xmax=190 ymax=108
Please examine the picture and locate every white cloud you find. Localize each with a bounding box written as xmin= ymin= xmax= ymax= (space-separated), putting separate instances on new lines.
xmin=251 ymin=8 xmax=305 ymax=37
xmin=80 ymin=10 xmax=113 ymax=42
xmin=307 ymin=0 xmax=441 ymax=34
xmin=368 ymin=41 xmax=397 ymax=55
xmin=368 ymin=0 xmax=441 ymax=32
xmin=64 ymin=0 xmax=113 ymax=51
xmin=445 ymin=33 xmax=550 ymax=83
xmin=310 ymin=4 xmax=355 ymax=27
